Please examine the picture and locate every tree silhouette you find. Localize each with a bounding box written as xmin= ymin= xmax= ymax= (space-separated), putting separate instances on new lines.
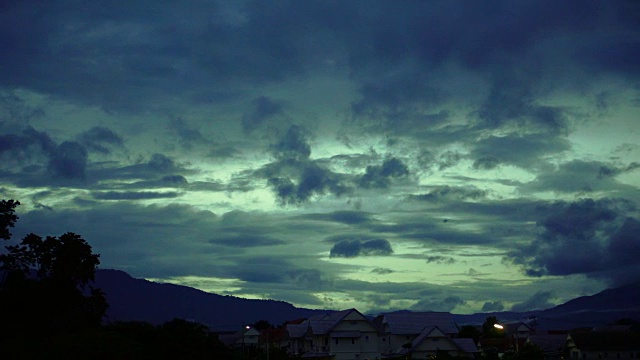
xmin=0 ymin=200 xmax=107 ymax=342
xmin=482 ymin=316 xmax=504 ymax=338
xmin=0 ymin=199 xmax=20 ymax=240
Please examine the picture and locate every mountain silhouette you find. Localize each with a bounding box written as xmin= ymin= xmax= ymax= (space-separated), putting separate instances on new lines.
xmin=96 ymin=269 xmax=640 ymax=331
xmin=95 ymin=269 xmax=328 ymax=330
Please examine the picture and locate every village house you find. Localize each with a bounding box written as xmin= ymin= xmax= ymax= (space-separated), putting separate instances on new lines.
xmin=398 ymin=326 xmax=478 ymax=359
xmin=281 ymin=309 xmax=479 ymax=359
xmin=372 ymin=311 xmax=459 ymax=356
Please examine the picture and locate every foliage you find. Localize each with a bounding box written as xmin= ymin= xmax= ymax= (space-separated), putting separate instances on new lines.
xmin=517 ymin=343 xmax=545 ymax=360
xmin=482 ymin=316 xmax=504 ymax=338
xmin=0 ymin=200 xmax=107 ymax=342
xmin=0 ymin=199 xmax=20 ymax=240
xmin=251 ymin=319 xmax=274 ymax=330
xmin=458 ymin=324 xmax=481 ymax=343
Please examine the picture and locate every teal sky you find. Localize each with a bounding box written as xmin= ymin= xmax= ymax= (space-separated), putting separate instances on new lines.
xmin=1 ymin=0 xmax=639 ymax=314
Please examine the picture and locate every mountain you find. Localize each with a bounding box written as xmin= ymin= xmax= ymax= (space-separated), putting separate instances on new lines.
xmin=95 ymin=269 xmax=640 ymax=331
xmin=95 ymin=269 xmax=328 ymax=331
xmin=452 ymin=281 xmax=640 ymax=330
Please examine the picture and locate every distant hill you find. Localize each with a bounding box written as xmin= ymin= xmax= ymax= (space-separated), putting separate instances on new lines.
xmin=95 ymin=269 xmax=640 ymax=331
xmin=95 ymin=269 xmax=329 ymax=331
xmin=452 ymin=281 xmax=640 ymax=330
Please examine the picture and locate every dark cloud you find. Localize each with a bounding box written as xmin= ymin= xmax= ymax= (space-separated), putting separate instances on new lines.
xmin=0 ymin=126 xmax=56 ymax=165
xmin=210 ymin=234 xmax=285 ymax=248
xmin=425 ymin=256 xmax=456 ymax=265
xmin=436 ymin=151 xmax=462 ymax=171
xmin=76 ymin=126 xmax=123 ymax=154
xmin=410 ymin=295 xmax=465 ymax=312
xmin=92 ymin=191 xmax=181 ymax=200
xmin=482 ymin=301 xmax=505 ymax=312
xmin=148 ymin=153 xmax=177 ymax=173
xmin=329 ymin=238 xmax=393 ymax=258
xmin=48 ymin=141 xmax=88 ymax=181
xmin=507 ymin=198 xmax=640 ymax=285
xmin=242 ymin=96 xmax=284 ymax=133
xmin=370 ymin=268 xmax=393 ymax=275
xmin=358 ymin=157 xmax=409 ymax=189
xmin=298 ymin=210 xmax=373 ymax=225
xmin=286 ymin=268 xmax=333 ymax=291
xmin=270 ymin=124 xmax=311 ymax=161
xmin=522 ymin=160 xmax=639 ymax=194
xmin=266 ymin=161 xmax=348 ymax=205
xmin=258 ymin=125 xmax=351 ymax=204
xmin=409 ymin=186 xmax=488 ymax=203
xmin=167 ymin=118 xmax=209 ymax=150
xmin=471 ymin=134 xmax=570 ymax=170
xmin=511 ymin=291 xmax=555 ymax=312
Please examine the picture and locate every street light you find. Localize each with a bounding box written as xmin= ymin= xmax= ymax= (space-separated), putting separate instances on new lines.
xmin=493 ymin=323 xmax=519 ymax=353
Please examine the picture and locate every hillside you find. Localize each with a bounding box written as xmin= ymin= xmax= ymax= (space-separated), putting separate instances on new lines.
xmin=96 ymin=269 xmax=640 ymax=331
xmin=95 ymin=269 xmax=328 ymax=330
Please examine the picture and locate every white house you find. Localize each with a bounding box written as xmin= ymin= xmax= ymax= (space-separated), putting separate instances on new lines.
xmin=289 ymin=308 xmax=380 ymax=360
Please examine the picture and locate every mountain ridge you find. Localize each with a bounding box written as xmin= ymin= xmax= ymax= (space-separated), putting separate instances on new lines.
xmin=95 ymin=269 xmax=640 ymax=331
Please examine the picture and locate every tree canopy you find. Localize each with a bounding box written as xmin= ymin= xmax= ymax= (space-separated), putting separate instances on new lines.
xmin=0 ymin=200 xmax=107 ymax=340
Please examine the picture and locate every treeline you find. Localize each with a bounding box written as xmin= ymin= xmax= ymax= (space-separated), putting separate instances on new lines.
xmin=0 ymin=199 xmax=270 ymax=359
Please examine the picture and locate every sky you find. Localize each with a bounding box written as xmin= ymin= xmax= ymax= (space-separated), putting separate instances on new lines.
xmin=1 ymin=0 xmax=639 ymax=315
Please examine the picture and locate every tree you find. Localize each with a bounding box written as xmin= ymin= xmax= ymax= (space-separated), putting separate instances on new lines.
xmin=482 ymin=316 xmax=504 ymax=338
xmin=458 ymin=325 xmax=481 ymax=343
xmin=517 ymin=342 xmax=544 ymax=360
xmin=0 ymin=199 xmax=20 ymax=240
xmin=0 ymin=200 xmax=107 ymax=339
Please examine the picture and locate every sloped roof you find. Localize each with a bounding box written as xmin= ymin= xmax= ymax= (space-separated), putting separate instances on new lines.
xmin=378 ymin=312 xmax=458 ymax=335
xmin=287 ymin=322 xmax=310 ymax=338
xmin=401 ymin=327 xmax=478 ymax=355
xmin=452 ymin=338 xmax=479 ymax=353
xmin=309 ymin=308 xmax=373 ymax=335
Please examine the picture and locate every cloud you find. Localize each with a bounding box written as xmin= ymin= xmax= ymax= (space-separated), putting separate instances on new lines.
xmin=167 ymin=118 xmax=209 ymax=150
xmin=409 ymin=186 xmax=488 ymax=203
xmin=470 ymin=134 xmax=570 ymax=170
xmin=358 ymin=157 xmax=409 ymax=188
xmin=482 ymin=301 xmax=505 ymax=312
xmin=507 ymin=198 xmax=640 ymax=285
xmin=48 ymin=141 xmax=88 ymax=181
xmin=76 ymin=126 xmax=123 ymax=155
xmin=523 ymin=160 xmax=640 ymax=194
xmin=242 ymin=96 xmax=285 ymax=133
xmin=270 ymin=124 xmax=311 ymax=161
xmin=286 ymin=268 xmax=333 ymax=291
xmin=298 ymin=210 xmax=373 ymax=225
xmin=266 ymin=161 xmax=349 ymax=205
xmin=371 ymin=268 xmax=393 ymax=275
xmin=92 ymin=191 xmax=181 ymax=200
xmin=329 ymin=238 xmax=393 ymax=258
xmin=210 ymin=234 xmax=285 ymax=248
xmin=410 ymin=295 xmax=465 ymax=312
xmin=425 ymin=256 xmax=456 ymax=265
xmin=0 ymin=126 xmax=56 ymax=165
xmin=511 ymin=291 xmax=555 ymax=312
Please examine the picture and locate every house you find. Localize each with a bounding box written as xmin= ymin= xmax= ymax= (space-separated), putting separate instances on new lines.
xmin=373 ymin=312 xmax=458 ymax=355
xmin=287 ymin=308 xmax=381 ymax=360
xmin=285 ymin=321 xmax=313 ymax=355
xmin=398 ymin=327 xmax=478 ymax=359
xmin=526 ymin=334 xmax=567 ymax=360
xmin=218 ymin=326 xmax=260 ymax=348
xmin=566 ymin=330 xmax=640 ymax=359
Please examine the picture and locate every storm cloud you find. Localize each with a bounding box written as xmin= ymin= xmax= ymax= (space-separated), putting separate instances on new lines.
xmin=1 ymin=0 xmax=639 ymax=314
